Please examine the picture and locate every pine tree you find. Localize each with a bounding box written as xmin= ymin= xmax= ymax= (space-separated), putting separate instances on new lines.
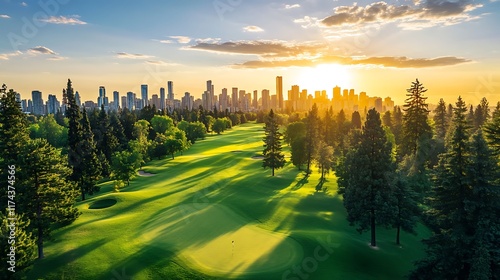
xmin=18 ymin=139 xmax=79 ymax=259
xmin=393 ymin=175 xmax=420 ymax=245
xmin=433 ymin=98 xmax=448 ymax=140
xmin=402 ymin=79 xmax=432 ymax=156
xmin=78 ymin=108 xmax=102 ymax=200
xmin=411 ymin=96 xmax=472 ymax=279
xmin=0 ymin=212 xmax=36 ymax=277
xmin=484 ymin=107 xmax=500 ymax=155
xmin=66 ymin=79 xmax=84 ymax=183
xmin=262 ymin=110 xmax=285 ymax=176
xmin=0 ymin=85 xmax=30 ymax=208
xmin=110 ymin=113 xmax=127 ymax=151
xmin=337 ymin=108 xmax=396 ymax=247
xmin=304 ymin=104 xmax=320 ymax=173
xmin=467 ymin=131 xmax=500 ymax=279
xmin=316 ymin=141 xmax=333 ymax=181
xmin=351 ymin=111 xmax=362 ymax=130
xmin=94 ymin=105 xmax=118 ymax=176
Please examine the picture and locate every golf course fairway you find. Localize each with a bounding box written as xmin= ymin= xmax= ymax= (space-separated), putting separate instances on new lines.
xmin=26 ymin=122 xmax=430 ymax=280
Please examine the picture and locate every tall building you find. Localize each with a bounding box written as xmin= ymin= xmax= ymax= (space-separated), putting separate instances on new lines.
xmin=32 ymin=90 xmax=44 ymax=115
xmin=181 ymin=92 xmax=194 ymax=110
xmin=206 ymin=80 xmax=214 ymax=111
xmin=141 ymin=84 xmax=148 ymax=108
xmin=253 ymin=90 xmax=258 ymax=109
xmin=127 ymin=92 xmax=135 ymax=111
xmin=159 ymin=87 xmax=166 ymax=110
xmin=121 ymin=96 xmax=127 ymax=109
xmin=47 ymin=94 xmax=60 ymax=115
xmin=113 ymin=91 xmax=120 ymax=110
xmin=262 ymin=89 xmax=270 ymax=111
xmin=75 ymin=91 xmax=82 ymax=107
xmin=167 ymin=81 xmax=174 ymax=101
xmin=231 ymin=87 xmax=238 ymax=112
xmin=98 ymin=86 xmax=106 ymax=108
xmin=220 ymin=88 xmax=228 ymax=112
xmin=276 ymin=76 xmax=283 ymax=111
xmin=151 ymin=94 xmax=160 ymax=109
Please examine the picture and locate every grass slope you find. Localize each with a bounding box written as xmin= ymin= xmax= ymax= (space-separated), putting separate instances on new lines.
xmin=27 ymin=122 xmax=429 ymax=280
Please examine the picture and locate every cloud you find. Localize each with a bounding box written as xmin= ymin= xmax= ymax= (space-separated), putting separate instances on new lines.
xmin=145 ymin=60 xmax=178 ymax=66
xmin=243 ymin=25 xmax=264 ymax=32
xmin=0 ymin=15 xmax=10 ymax=19
xmin=40 ymin=15 xmax=87 ymax=25
xmin=21 ymin=2 xmax=27 ymax=7
xmin=170 ymin=36 xmax=191 ymax=44
xmin=158 ymin=39 xmax=174 ymax=44
xmin=0 ymin=51 xmax=22 ymax=60
xmin=47 ymin=56 xmax=68 ymax=61
xmin=188 ymin=40 xmax=323 ymax=57
xmin=116 ymin=52 xmax=153 ymax=59
xmin=195 ymin=37 xmax=221 ymax=44
xmin=317 ymin=0 xmax=482 ymax=29
xmin=285 ymin=4 xmax=301 ymax=9
xmin=235 ymin=55 xmax=470 ymax=69
xmin=28 ymin=46 xmax=57 ymax=55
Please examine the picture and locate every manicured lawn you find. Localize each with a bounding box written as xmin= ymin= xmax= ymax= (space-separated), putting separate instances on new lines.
xmin=27 ymin=122 xmax=429 ymax=279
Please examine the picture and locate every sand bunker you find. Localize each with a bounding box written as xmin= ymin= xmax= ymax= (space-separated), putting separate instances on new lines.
xmin=138 ymin=170 xmax=156 ymax=177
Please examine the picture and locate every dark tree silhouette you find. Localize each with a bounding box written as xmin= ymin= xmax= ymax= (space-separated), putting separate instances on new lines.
xmin=262 ymin=110 xmax=285 ymax=176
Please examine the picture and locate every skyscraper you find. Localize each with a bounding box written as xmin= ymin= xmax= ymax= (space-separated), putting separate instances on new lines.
xmin=113 ymin=91 xmax=120 ymax=110
xmin=127 ymin=92 xmax=135 ymax=111
xmin=167 ymin=81 xmax=174 ymax=101
xmin=206 ymin=80 xmax=214 ymax=111
xmin=98 ymin=86 xmax=106 ymax=108
xmin=141 ymin=84 xmax=148 ymax=108
xmin=262 ymin=89 xmax=270 ymax=111
xmin=231 ymin=87 xmax=238 ymax=112
xmin=32 ymin=90 xmax=44 ymax=115
xmin=75 ymin=91 xmax=82 ymax=107
xmin=47 ymin=94 xmax=60 ymax=115
xmin=276 ymin=76 xmax=283 ymax=111
xmin=220 ymin=88 xmax=228 ymax=112
xmin=159 ymin=87 xmax=166 ymax=110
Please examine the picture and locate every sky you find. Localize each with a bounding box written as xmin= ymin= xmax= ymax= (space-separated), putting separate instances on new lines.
xmin=1 ymin=0 xmax=499 ymax=105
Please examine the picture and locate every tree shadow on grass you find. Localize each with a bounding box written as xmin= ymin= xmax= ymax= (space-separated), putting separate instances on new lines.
xmin=291 ymin=173 xmax=309 ymax=191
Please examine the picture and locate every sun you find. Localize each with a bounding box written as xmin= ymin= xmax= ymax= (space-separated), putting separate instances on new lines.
xmin=297 ymin=64 xmax=352 ymax=97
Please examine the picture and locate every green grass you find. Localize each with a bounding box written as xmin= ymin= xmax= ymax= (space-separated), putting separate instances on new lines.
xmin=27 ymin=122 xmax=430 ymax=279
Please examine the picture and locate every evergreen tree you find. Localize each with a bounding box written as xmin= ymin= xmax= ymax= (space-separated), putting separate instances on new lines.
xmin=290 ymin=136 xmax=307 ymax=170
xmin=392 ymin=175 xmax=420 ymax=245
xmin=18 ymin=139 xmax=79 ymax=259
xmin=65 ymin=79 xmax=84 ymax=183
xmin=484 ymin=108 xmax=500 ymax=155
xmin=351 ymin=111 xmax=362 ymax=130
xmin=316 ymin=141 xmax=334 ymax=182
xmin=0 ymin=84 xmax=30 ymax=208
xmin=0 ymin=211 xmax=36 ymax=277
xmin=473 ymin=97 xmax=489 ymax=130
xmin=78 ymin=108 xmax=102 ymax=200
xmin=262 ymin=110 xmax=286 ymax=176
xmin=110 ymin=113 xmax=127 ymax=151
xmin=337 ymin=109 xmax=396 ymax=247
xmin=433 ymin=98 xmax=448 ymax=140
xmin=392 ymin=105 xmax=403 ymax=147
xmin=402 ymin=79 xmax=432 ymax=156
xmin=304 ymin=104 xmax=320 ymax=173
xmin=382 ymin=111 xmax=393 ymax=128
xmin=94 ymin=105 xmax=118 ymax=176
xmin=411 ymin=96 xmax=472 ymax=279
xmin=467 ymin=131 xmax=500 ymax=279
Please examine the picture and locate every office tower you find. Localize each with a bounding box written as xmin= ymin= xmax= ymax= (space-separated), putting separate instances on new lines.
xmin=276 ymin=76 xmax=283 ymax=111
xmin=167 ymin=81 xmax=174 ymax=101
xmin=21 ymin=99 xmax=27 ymax=112
xmin=220 ymin=88 xmax=228 ymax=112
xmin=160 ymin=87 xmax=166 ymax=110
xmin=271 ymin=95 xmax=278 ymax=110
xmin=113 ymin=91 xmax=120 ymax=110
xmin=98 ymin=86 xmax=106 ymax=108
xmin=300 ymin=89 xmax=307 ymax=111
xmin=231 ymin=87 xmax=238 ymax=112
xmin=206 ymin=80 xmax=214 ymax=111
xmin=121 ymin=96 xmax=127 ymax=109
xmin=290 ymin=85 xmax=299 ymax=111
xmin=141 ymin=84 xmax=148 ymax=108
xmin=47 ymin=94 xmax=60 ymax=115
xmin=28 ymin=100 xmax=33 ymax=113
xmin=262 ymin=89 xmax=270 ymax=111
xmin=127 ymin=92 xmax=135 ymax=110
xmin=333 ymin=86 xmax=341 ymax=100
xmin=238 ymin=90 xmax=247 ymax=112
xmin=151 ymin=94 xmax=160 ymax=109
xmin=182 ymin=92 xmax=193 ymax=110
xmin=253 ymin=90 xmax=258 ymax=109
xmin=32 ymin=90 xmax=44 ymax=115
xmin=375 ymin=98 xmax=383 ymax=112
xmin=75 ymin=91 xmax=82 ymax=107
xmin=15 ymin=93 xmax=21 ymax=103
xmin=384 ymin=97 xmax=394 ymax=112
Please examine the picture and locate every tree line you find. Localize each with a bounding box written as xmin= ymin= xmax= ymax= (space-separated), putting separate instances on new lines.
xmin=263 ymin=79 xmax=500 ymax=279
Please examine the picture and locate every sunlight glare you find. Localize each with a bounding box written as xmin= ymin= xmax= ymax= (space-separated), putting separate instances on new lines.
xmin=297 ymin=64 xmax=352 ymax=97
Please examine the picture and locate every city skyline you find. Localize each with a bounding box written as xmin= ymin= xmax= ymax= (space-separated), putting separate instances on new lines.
xmin=1 ymin=1 xmax=499 ymax=105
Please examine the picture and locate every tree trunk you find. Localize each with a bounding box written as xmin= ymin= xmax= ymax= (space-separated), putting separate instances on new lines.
xmin=370 ymin=209 xmax=376 ymax=247
xmin=272 ymin=167 xmax=275 ymax=176
xmin=396 ymin=225 xmax=401 ymax=245
xmin=37 ymin=197 xmax=44 ymax=259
